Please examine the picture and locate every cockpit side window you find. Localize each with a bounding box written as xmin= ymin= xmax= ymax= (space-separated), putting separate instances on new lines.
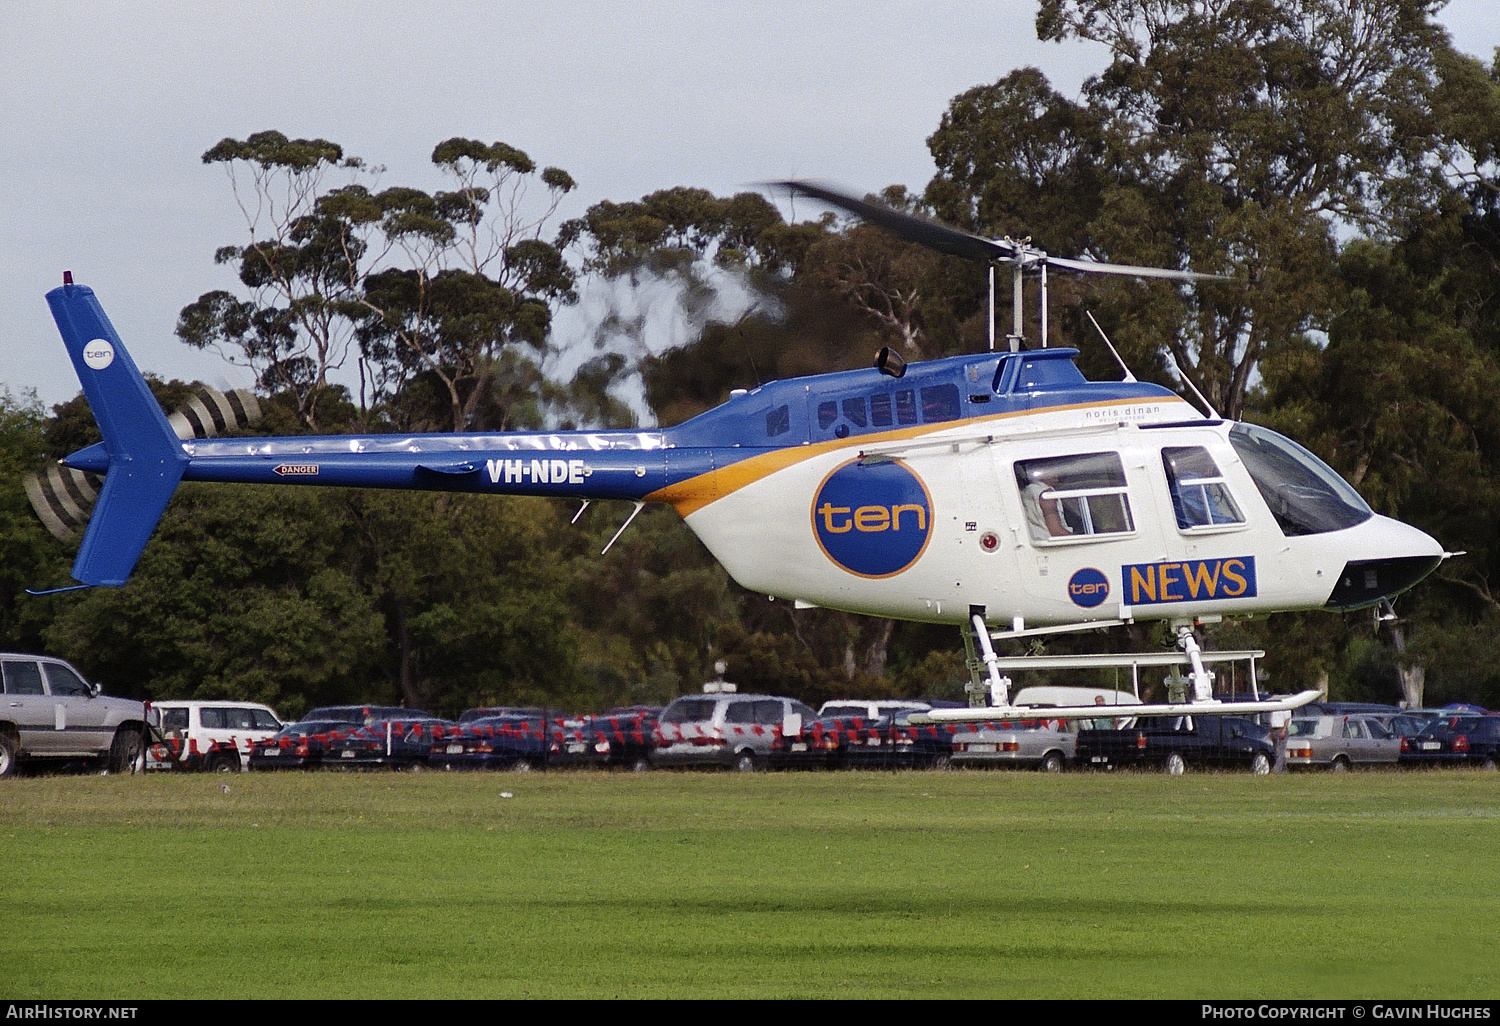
xmin=1228 ymin=423 xmax=1372 ymax=536
xmin=765 ymin=405 xmax=790 ymax=438
xmin=1014 ymin=452 xmax=1135 ymax=542
xmin=1162 ymin=446 xmax=1244 ymax=530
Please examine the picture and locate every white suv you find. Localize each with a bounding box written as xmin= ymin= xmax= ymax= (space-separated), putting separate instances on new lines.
xmin=1 ymin=654 xmax=147 ymax=777
xmin=148 ymin=701 xmax=283 ymax=772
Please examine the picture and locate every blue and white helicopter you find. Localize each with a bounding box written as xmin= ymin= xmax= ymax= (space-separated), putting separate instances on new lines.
xmin=38 ymin=182 xmax=1445 ymax=723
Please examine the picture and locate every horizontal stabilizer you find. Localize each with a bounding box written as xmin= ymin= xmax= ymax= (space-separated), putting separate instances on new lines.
xmin=908 ymin=690 xmax=1322 ymax=725
xmin=71 ymin=459 xmax=186 ymax=586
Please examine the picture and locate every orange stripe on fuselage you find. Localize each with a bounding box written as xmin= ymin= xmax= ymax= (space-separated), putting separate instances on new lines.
xmin=646 ymin=396 xmax=1193 ymax=518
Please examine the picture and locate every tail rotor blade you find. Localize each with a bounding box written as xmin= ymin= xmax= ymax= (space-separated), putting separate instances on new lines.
xmin=24 ymin=465 xmax=102 ymax=541
xmin=24 ymin=385 xmax=261 ymax=541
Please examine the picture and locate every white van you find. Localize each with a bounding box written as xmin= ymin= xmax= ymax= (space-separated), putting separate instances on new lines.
xmin=651 ymin=692 xmax=821 ymax=772
xmin=148 ymin=701 xmax=282 ymax=772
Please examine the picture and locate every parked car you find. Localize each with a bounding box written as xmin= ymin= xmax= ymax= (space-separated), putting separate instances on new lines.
xmin=952 ymin=718 xmax=1078 ymax=772
xmin=322 ymin=716 xmax=457 ymax=770
xmin=1285 ymin=713 xmax=1399 ymax=770
xmin=1 ymin=653 xmax=148 ymax=777
xmin=578 ymin=707 xmax=661 ymax=771
xmin=652 ymin=692 xmax=821 ymax=771
xmin=1399 ymin=714 xmax=1500 ymax=769
xmin=147 ymin=701 xmax=283 ymax=772
xmin=248 ymin=720 xmax=360 ymax=770
xmin=303 ymin=705 xmax=428 ymax=726
xmin=430 ymin=712 xmax=582 ymax=771
xmin=1077 ymin=714 xmax=1275 ymax=774
xmin=808 ymin=707 xmax=986 ymax=770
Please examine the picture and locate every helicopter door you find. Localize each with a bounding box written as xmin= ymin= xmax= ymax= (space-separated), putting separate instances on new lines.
xmin=1001 ymin=448 xmax=1161 ymax=621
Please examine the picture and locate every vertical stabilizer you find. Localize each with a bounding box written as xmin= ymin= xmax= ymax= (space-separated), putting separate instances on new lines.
xmin=46 ymin=282 xmax=188 ymax=586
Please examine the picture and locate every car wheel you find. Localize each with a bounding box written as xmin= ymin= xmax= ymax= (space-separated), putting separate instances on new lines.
xmin=1163 ymin=752 xmax=1187 ymax=776
xmin=630 ymin=758 xmax=651 ymax=773
xmin=1038 ymin=751 xmax=1064 ymax=773
xmin=0 ymin=732 xmax=17 ymax=779
xmin=735 ymin=751 xmax=760 ymax=773
xmin=1480 ymin=756 xmax=1498 ymax=772
xmin=1250 ymin=752 xmax=1271 ymax=775
xmin=1329 ymin=756 xmax=1350 ymax=773
xmin=109 ymin=728 xmax=144 ymax=775
xmin=930 ymin=754 xmax=952 ymax=772
xmin=510 ymin=759 xmax=535 ymax=773
xmin=208 ymin=753 xmax=239 ymax=773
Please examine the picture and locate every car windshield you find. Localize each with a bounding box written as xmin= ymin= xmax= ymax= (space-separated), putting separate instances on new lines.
xmin=275 ymin=720 xmax=345 ymax=737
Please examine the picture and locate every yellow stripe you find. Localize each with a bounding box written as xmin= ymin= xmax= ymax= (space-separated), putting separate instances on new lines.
xmin=647 ymin=396 xmax=1192 ymax=517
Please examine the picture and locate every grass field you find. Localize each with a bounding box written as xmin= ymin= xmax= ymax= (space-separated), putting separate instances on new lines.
xmin=2 ymin=767 xmax=1497 ymax=999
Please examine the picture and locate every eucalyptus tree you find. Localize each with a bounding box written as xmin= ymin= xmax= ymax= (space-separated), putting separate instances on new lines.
xmin=178 ymin=132 xmax=368 ymax=430
xmin=179 ymin=133 xmax=578 ymax=432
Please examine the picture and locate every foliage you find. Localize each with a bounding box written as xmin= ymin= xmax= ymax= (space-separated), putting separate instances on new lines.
xmin=9 ymin=7 xmax=1500 ymax=715
xmin=0 ymin=389 xmax=64 ymax=649
xmin=927 ymin=1 xmax=1465 ymax=419
xmin=182 ymin=133 xmax=580 ymax=432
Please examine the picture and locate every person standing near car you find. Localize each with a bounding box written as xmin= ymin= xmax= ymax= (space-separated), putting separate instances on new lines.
xmin=1270 ymin=708 xmax=1291 ymax=773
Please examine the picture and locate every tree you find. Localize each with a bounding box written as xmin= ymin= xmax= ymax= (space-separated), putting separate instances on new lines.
xmin=181 ymin=133 xmax=580 ymax=433
xmin=927 ymin=1 xmax=1466 ymax=419
xmin=354 ymin=140 xmax=579 ymax=431
xmin=180 ymin=132 xmax=369 ymax=430
xmin=0 ymin=389 xmax=65 ymax=649
xmin=1254 ymin=47 xmax=1500 ymax=707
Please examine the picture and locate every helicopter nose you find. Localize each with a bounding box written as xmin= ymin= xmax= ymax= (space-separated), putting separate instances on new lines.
xmin=1324 ymin=515 xmax=1445 ymax=611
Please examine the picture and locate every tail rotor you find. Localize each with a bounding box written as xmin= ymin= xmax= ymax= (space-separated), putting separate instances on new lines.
xmin=23 ymin=384 xmax=260 ymax=542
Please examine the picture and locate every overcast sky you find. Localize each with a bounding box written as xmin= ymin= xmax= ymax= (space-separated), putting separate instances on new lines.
xmin=3 ymin=0 xmax=1497 ymax=410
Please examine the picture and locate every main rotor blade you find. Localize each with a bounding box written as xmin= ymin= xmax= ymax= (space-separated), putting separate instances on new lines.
xmin=1046 ymin=254 xmax=1228 ymax=282
xmin=773 ymin=180 xmax=1015 ymax=262
xmin=776 ymin=179 xmax=1228 ymax=283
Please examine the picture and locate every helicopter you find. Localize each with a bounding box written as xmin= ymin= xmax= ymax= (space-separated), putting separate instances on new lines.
xmin=35 ymin=182 xmax=1446 ymax=722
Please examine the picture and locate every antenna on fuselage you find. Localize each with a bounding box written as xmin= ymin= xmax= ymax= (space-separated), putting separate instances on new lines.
xmin=1085 ymin=311 xmax=1137 ymax=383
xmin=1167 ymin=353 xmax=1222 ymax=420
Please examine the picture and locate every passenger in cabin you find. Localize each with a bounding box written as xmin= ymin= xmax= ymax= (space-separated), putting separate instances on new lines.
xmin=1021 ymin=467 xmax=1073 ymax=540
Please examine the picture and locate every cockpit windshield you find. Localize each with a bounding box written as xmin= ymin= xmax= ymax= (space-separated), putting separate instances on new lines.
xmin=1228 ymin=423 xmax=1372 ymax=536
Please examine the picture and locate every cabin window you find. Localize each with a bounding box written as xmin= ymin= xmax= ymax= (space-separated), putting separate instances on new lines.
xmin=895 ymin=390 xmax=918 ymax=425
xmin=1014 ymin=452 xmax=1135 ymax=542
xmin=920 ymin=384 xmax=960 ymax=423
xmin=1162 ymin=447 xmax=1244 ymax=530
xmin=1228 ymin=423 xmax=1372 ymax=536
xmin=870 ymin=393 xmax=893 ymax=427
xmin=817 ymin=401 xmax=838 ymax=430
xmin=842 ymin=398 xmax=867 ymax=428
xmin=765 ymin=405 xmax=790 ymax=437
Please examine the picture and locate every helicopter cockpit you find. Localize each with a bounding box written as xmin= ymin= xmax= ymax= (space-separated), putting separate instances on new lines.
xmin=1226 ymin=422 xmax=1372 ymax=537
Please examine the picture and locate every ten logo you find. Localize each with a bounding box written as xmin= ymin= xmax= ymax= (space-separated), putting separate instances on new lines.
xmin=82 ymin=338 xmax=114 ymax=371
xmin=811 ymin=458 xmax=933 ymax=578
xmin=1068 ymin=567 xmax=1110 ymax=608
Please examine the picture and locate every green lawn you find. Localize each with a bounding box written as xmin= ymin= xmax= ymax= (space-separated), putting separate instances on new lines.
xmin=2 ymin=769 xmax=1495 ymax=999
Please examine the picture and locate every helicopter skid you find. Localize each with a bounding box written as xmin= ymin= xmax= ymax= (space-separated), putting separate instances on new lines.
xmin=908 ymin=689 xmax=1321 ymax=725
